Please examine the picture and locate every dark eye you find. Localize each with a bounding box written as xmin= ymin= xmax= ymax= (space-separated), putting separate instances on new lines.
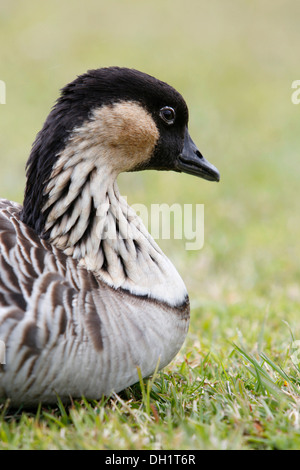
xmin=159 ymin=106 xmax=176 ymax=125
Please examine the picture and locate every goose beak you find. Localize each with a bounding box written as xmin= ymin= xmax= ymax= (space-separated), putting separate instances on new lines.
xmin=177 ymin=128 xmax=220 ymax=182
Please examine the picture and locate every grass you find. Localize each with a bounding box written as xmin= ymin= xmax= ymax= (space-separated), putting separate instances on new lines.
xmin=2 ymin=343 xmax=300 ymax=450
xmin=1 ymin=0 xmax=300 ymax=450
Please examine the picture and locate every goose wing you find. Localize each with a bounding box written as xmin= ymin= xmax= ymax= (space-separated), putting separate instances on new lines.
xmin=0 ymin=199 xmax=104 ymax=402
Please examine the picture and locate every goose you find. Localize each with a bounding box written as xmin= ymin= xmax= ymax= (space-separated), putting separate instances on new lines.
xmin=0 ymin=67 xmax=220 ymax=406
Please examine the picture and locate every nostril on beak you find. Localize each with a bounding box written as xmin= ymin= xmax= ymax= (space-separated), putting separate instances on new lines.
xmin=195 ymin=150 xmax=204 ymax=159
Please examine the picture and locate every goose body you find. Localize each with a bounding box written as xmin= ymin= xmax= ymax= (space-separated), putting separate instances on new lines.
xmin=0 ymin=67 xmax=219 ymax=405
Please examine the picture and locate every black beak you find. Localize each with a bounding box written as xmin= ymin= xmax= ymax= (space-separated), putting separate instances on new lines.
xmin=176 ymin=128 xmax=220 ymax=182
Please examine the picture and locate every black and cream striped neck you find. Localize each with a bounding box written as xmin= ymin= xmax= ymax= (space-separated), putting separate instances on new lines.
xmin=39 ymin=110 xmax=188 ymax=307
xmin=44 ymin=174 xmax=187 ymax=306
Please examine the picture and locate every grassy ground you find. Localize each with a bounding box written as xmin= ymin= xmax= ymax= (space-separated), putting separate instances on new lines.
xmin=0 ymin=0 xmax=300 ymax=450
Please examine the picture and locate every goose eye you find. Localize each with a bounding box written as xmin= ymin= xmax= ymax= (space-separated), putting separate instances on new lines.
xmin=159 ymin=106 xmax=176 ymax=125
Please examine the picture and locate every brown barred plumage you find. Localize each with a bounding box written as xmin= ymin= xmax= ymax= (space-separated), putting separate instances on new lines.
xmin=0 ymin=199 xmax=189 ymax=405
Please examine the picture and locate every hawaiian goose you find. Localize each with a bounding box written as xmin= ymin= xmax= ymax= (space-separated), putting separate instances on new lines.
xmin=0 ymin=67 xmax=220 ymax=406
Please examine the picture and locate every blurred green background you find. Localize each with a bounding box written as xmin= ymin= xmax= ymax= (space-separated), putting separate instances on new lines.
xmin=0 ymin=0 xmax=299 ymax=350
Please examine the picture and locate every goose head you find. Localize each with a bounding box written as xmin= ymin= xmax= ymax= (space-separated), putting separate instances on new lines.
xmin=22 ymin=67 xmax=219 ymax=234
